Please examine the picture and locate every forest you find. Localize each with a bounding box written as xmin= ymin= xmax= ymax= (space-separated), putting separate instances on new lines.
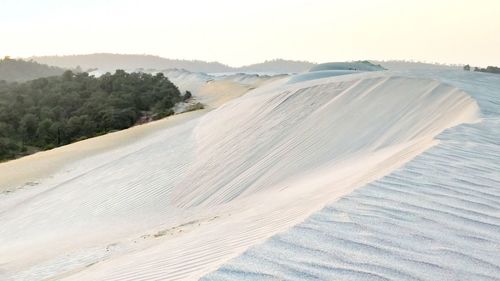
xmin=475 ymin=66 xmax=500 ymax=74
xmin=0 ymin=69 xmax=189 ymax=161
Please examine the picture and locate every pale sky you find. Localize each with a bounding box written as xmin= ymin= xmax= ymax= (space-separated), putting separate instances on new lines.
xmin=1 ymin=0 xmax=499 ymax=67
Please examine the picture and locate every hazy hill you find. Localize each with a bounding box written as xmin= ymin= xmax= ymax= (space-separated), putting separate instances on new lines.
xmin=30 ymin=54 xmax=315 ymax=74
xmin=0 ymin=57 xmax=66 ymax=82
xmin=31 ymin=54 xmax=232 ymax=73
xmin=309 ymin=61 xmax=385 ymax=72
xmin=236 ymin=59 xmax=315 ymax=73
xmin=372 ymin=60 xmax=462 ymax=70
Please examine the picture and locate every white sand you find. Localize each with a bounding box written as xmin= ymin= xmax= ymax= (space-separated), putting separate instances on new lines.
xmin=202 ymin=70 xmax=500 ymax=281
xmin=0 ymin=72 xmax=479 ymax=280
xmin=0 ymin=110 xmax=205 ymax=192
xmin=0 ymin=72 xmax=275 ymax=192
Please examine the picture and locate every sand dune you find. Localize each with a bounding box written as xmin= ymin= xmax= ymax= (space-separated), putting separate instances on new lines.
xmin=0 ymin=71 xmax=480 ymax=280
xmin=172 ymin=74 xmax=477 ymax=208
xmin=0 ymin=110 xmax=205 ymax=193
xmin=202 ymin=70 xmax=500 ymax=281
xmin=161 ymin=69 xmax=284 ymax=98
xmin=0 ymin=71 xmax=275 ymax=192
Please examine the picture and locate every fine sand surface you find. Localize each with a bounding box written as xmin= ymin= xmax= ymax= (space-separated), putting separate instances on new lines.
xmin=196 ymin=80 xmax=255 ymax=109
xmin=0 ymin=71 xmax=480 ymax=280
xmin=0 ymin=73 xmax=275 ymax=192
xmin=0 ymin=110 xmax=205 ymax=193
xmin=202 ymin=70 xmax=500 ymax=281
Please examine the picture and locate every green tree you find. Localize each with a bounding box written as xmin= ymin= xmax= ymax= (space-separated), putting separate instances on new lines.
xmin=37 ymin=118 xmax=53 ymax=146
xmin=0 ymin=69 xmax=189 ymax=161
xmin=20 ymin=113 xmax=38 ymax=144
xmin=62 ymin=70 xmax=74 ymax=81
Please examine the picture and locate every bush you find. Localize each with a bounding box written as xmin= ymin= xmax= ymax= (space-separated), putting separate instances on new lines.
xmin=185 ymin=102 xmax=204 ymax=112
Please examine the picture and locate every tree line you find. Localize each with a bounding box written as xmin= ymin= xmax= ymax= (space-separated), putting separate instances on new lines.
xmin=463 ymin=64 xmax=500 ymax=74
xmin=0 ymin=70 xmax=190 ymax=161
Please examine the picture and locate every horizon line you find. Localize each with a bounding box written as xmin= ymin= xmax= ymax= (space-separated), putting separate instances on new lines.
xmin=2 ymin=52 xmax=476 ymax=68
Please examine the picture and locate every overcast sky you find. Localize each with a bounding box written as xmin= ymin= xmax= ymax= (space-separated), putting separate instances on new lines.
xmin=1 ymin=0 xmax=499 ymax=67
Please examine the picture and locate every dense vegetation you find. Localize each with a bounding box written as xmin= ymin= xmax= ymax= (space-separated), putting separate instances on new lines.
xmin=463 ymin=64 xmax=500 ymax=74
xmin=0 ymin=70 xmax=189 ymax=161
xmin=0 ymin=57 xmax=65 ymax=82
xmin=474 ymin=66 xmax=500 ymax=74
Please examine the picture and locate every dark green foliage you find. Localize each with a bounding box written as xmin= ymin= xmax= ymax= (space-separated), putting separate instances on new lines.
xmin=0 ymin=57 xmax=65 ymax=82
xmin=474 ymin=66 xmax=500 ymax=74
xmin=0 ymin=70 xmax=182 ymax=161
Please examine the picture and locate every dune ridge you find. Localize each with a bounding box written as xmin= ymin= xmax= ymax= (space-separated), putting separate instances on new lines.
xmin=172 ymin=74 xmax=478 ymax=208
xmin=202 ymin=70 xmax=500 ymax=281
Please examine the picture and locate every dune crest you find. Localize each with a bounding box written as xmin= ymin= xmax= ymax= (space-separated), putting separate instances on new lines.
xmin=172 ymin=74 xmax=478 ymax=208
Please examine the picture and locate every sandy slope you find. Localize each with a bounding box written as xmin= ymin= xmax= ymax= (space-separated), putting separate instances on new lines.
xmin=202 ymin=70 xmax=500 ymax=281
xmin=196 ymin=80 xmax=254 ymax=109
xmin=0 ymin=72 xmax=479 ymax=280
xmin=0 ymin=110 xmax=205 ymax=193
xmin=0 ymin=72 xmax=275 ymax=192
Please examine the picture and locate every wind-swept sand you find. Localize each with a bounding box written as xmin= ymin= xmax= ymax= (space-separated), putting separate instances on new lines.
xmin=0 ymin=71 xmax=480 ymax=280
xmin=0 ymin=73 xmax=276 ymax=192
xmin=203 ymin=70 xmax=500 ymax=281
xmin=0 ymin=111 xmax=205 ymax=192
xmin=196 ymin=80 xmax=257 ymax=108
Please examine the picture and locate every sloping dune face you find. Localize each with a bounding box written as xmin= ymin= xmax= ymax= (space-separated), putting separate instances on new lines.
xmin=172 ymin=74 xmax=478 ymax=208
xmin=0 ymin=73 xmax=479 ymax=280
xmin=202 ymin=71 xmax=500 ymax=281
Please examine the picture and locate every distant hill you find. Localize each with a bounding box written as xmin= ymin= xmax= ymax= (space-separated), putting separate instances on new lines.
xmin=372 ymin=60 xmax=461 ymax=71
xmin=30 ymin=54 xmax=315 ymax=74
xmin=0 ymin=57 xmax=66 ymax=82
xmin=309 ymin=61 xmax=385 ymax=72
xmin=25 ymin=54 xmax=469 ymax=75
xmin=31 ymin=54 xmax=232 ymax=73
xmin=24 ymin=54 xmax=473 ymax=75
xmin=236 ymin=59 xmax=315 ymax=73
